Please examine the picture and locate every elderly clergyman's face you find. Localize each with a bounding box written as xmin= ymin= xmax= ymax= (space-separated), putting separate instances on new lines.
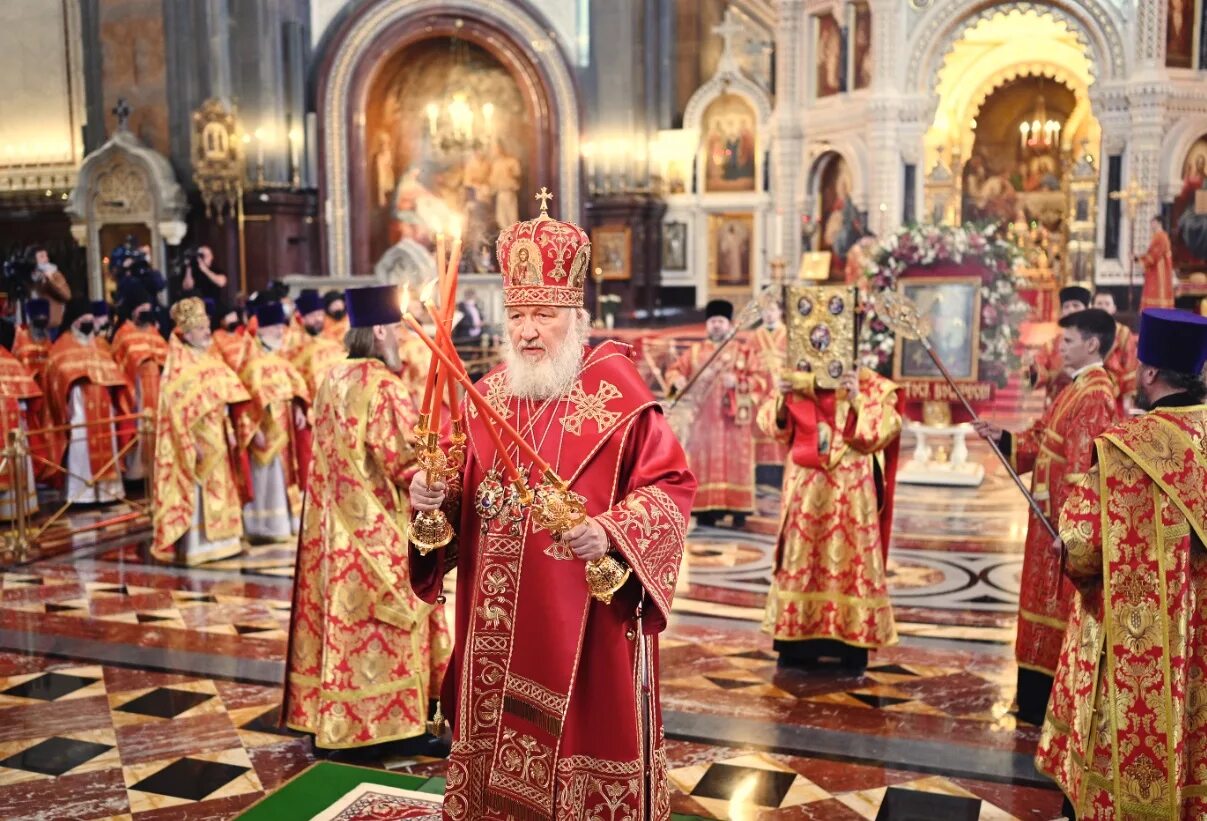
xmin=503 ymin=305 xmax=590 ymax=399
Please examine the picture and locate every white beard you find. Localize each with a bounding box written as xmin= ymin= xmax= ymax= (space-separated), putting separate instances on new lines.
xmin=503 ymin=315 xmax=589 ymax=400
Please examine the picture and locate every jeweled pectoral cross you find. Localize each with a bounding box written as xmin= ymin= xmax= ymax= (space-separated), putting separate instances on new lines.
xmin=535 ymin=187 xmax=554 ymax=215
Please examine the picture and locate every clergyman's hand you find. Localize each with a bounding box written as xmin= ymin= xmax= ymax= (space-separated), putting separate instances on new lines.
xmin=409 ymin=471 xmax=447 ymax=513
xmin=971 ymin=420 xmax=1003 ymax=441
xmin=560 ymin=518 xmax=609 ymax=562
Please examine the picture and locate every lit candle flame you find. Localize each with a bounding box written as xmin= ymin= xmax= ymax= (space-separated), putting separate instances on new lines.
xmin=419 ymin=278 xmax=438 ymax=306
xmin=399 ymin=282 xmax=411 ymax=315
xmin=450 ymin=215 xmax=464 ymax=241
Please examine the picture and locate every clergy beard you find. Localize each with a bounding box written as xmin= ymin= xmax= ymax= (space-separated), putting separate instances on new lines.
xmin=1133 ymin=386 xmax=1153 ymax=411
xmin=503 ymin=313 xmax=589 ymax=400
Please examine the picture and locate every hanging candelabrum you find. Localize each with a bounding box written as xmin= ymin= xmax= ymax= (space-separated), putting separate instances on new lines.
xmin=409 ymin=414 xmax=456 ymax=555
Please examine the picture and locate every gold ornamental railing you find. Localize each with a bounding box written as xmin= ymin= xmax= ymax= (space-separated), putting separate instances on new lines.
xmin=1 ymin=409 xmax=155 ymax=565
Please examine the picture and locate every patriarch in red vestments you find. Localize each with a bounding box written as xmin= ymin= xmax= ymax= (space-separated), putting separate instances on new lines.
xmin=974 ymin=309 xmax=1120 ymax=725
xmin=43 ymin=300 xmax=134 ymax=505
xmin=1135 ymin=215 xmax=1175 ymax=311
xmin=759 ymin=367 xmax=902 ymax=672
xmin=1029 ymin=286 xmax=1091 ymax=406
xmin=111 ymin=288 xmax=167 ymax=480
xmin=236 ymin=302 xmax=311 ymax=541
xmin=665 ymin=299 xmax=756 ymax=527
xmin=1039 ymin=308 xmax=1207 ymax=820
xmin=285 ymin=284 xmax=451 ymax=751
xmin=152 ymin=299 xmax=252 ymax=565
xmin=0 ymin=321 xmax=45 ymax=518
xmin=409 ymin=200 xmax=696 ymax=820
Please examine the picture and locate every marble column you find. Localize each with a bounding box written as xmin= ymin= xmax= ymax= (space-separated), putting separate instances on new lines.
xmin=770 ymin=0 xmax=806 ymax=265
xmin=1124 ymin=0 xmax=1170 ymax=262
xmin=864 ymin=0 xmax=906 ymax=236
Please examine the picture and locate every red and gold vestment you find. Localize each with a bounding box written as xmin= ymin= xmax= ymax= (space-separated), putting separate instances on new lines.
xmin=284 ymin=358 xmax=451 ymax=748
xmin=1139 ymin=228 xmax=1175 ymax=311
xmin=0 ymin=346 xmax=45 ymax=514
xmin=1103 ymin=321 xmax=1138 ymax=410
xmin=12 ymin=327 xmax=49 ymax=391
xmin=287 ymin=333 xmax=346 ymax=398
xmin=665 ymin=337 xmax=756 ymax=513
xmin=212 ymin=327 xmax=255 ymax=375
xmin=758 ymin=369 xmax=902 ymax=648
xmin=749 ymin=325 xmax=789 ymax=466
xmin=43 ymin=333 xmax=133 ymax=480
xmin=322 ymin=314 xmax=349 ymax=343
xmin=411 ymin=342 xmax=696 ymax=820
xmin=1039 ymin=403 xmax=1207 ymax=819
xmin=1007 ymin=365 xmax=1118 ymax=676
xmin=236 ymin=344 xmax=311 ymax=501
xmin=151 ymin=336 xmax=251 ymax=563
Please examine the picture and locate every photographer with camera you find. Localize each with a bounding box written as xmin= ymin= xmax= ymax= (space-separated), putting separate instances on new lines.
xmin=181 ymin=245 xmax=228 ymax=303
xmin=29 ymin=247 xmax=71 ymax=330
xmin=111 ymin=240 xmax=166 ymax=308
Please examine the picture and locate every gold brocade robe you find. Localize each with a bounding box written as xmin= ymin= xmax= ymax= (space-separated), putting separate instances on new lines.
xmin=1006 ymin=365 xmax=1119 ymax=676
xmin=287 ymin=334 xmax=346 ymax=397
xmin=1139 ymin=228 xmax=1175 ymax=310
xmin=13 ymin=328 xmax=50 ymax=391
xmin=750 ymin=325 xmax=789 ymax=466
xmin=236 ymin=345 xmax=311 ymax=504
xmin=322 ymin=314 xmax=349 ymax=343
xmin=1039 ymin=403 xmax=1207 ymax=820
xmin=283 ymin=359 xmax=450 ymax=748
xmin=759 ymin=369 xmax=901 ymax=648
xmin=151 ymin=337 xmax=252 ymax=563
xmin=212 ymin=328 xmax=255 ymax=374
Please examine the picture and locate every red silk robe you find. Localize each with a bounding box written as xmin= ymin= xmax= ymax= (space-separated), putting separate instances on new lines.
xmin=411 ymin=342 xmax=696 ymax=820
xmin=112 ymin=323 xmax=168 ymax=472
xmin=13 ymin=328 xmax=50 ymax=391
xmin=286 ymin=334 xmax=346 ymax=398
xmin=284 ymin=359 xmax=451 ymax=748
xmin=1006 ymin=365 xmax=1118 ymax=676
xmin=212 ymin=327 xmax=255 ymax=375
xmin=236 ymin=345 xmax=312 ymax=499
xmin=1039 ymin=404 xmax=1207 ymax=819
xmin=0 ymin=347 xmax=45 ymax=516
xmin=1103 ymin=321 xmax=1139 ymax=412
xmin=665 ymin=338 xmax=756 ymax=513
xmin=1139 ymin=228 xmax=1175 ymax=310
xmin=758 ymin=370 xmax=902 ymax=648
xmin=43 ymin=334 xmax=134 ymax=481
xmin=152 ymin=336 xmax=252 ymax=563
xmin=749 ymin=325 xmax=789 ymax=466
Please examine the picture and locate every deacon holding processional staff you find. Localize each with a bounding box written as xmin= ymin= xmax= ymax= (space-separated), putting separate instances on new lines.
xmin=1038 ymin=308 xmax=1207 ymax=820
xmin=407 ymin=191 xmax=697 ymax=819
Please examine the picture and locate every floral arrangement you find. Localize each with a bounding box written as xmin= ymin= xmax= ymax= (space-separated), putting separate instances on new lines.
xmin=858 ymin=223 xmax=1030 ymax=389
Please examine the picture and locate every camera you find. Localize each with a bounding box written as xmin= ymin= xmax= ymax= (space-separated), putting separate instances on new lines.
xmin=111 ymin=236 xmax=165 ymax=303
xmin=2 ymin=253 xmax=36 ymax=301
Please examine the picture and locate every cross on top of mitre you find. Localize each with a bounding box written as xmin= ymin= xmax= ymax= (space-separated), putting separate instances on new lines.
xmin=535 ymin=187 xmax=554 ymax=216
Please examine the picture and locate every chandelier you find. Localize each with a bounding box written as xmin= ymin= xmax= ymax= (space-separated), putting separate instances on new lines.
xmin=1018 ymin=95 xmax=1060 ymax=151
xmin=424 ymin=34 xmax=496 ymax=156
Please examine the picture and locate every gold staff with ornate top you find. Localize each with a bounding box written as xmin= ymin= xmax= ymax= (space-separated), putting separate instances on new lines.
xmin=872 ymin=290 xmax=1059 ymax=540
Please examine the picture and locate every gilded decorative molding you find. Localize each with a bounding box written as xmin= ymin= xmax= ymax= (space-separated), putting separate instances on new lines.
xmin=321 ymin=0 xmax=581 ymax=277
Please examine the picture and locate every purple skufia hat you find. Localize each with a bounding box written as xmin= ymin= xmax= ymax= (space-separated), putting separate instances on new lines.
xmin=344 ymin=284 xmax=402 ymax=328
xmin=254 ymin=302 xmax=288 ymax=328
xmin=1138 ymin=308 xmax=1207 ymax=375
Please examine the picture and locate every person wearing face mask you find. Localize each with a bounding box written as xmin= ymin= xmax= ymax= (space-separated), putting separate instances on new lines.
xmin=90 ymin=301 xmax=113 ymax=352
xmin=14 ymin=299 xmax=53 ymax=392
xmin=43 ymin=299 xmax=134 ymax=505
xmin=211 ymin=303 xmax=254 ymax=373
xmin=111 ymin=288 xmax=168 ymax=481
xmin=321 ymin=290 xmax=349 ymax=342
xmin=664 ymin=299 xmax=757 ymax=528
xmin=0 ymin=320 xmax=45 ymax=519
xmin=150 ymin=298 xmax=252 ymax=565
xmin=286 ymin=289 xmax=346 ymax=397
xmin=284 ymin=284 xmax=450 ymax=756
xmin=234 ymin=302 xmax=311 ymax=541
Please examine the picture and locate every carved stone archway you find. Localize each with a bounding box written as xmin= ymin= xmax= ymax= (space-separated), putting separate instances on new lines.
xmin=66 ymin=121 xmax=186 ymax=299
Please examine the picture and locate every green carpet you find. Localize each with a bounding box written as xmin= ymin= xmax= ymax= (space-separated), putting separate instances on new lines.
xmin=237 ymin=761 xmax=709 ymax=820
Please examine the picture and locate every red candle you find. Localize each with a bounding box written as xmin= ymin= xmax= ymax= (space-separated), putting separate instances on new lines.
xmin=403 ymin=313 xmax=550 ymax=477
xmin=443 ymin=219 xmax=463 ymax=318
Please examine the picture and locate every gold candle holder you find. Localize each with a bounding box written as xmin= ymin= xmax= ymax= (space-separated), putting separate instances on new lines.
xmin=532 ymin=470 xmax=631 ymax=605
xmin=410 ymin=417 xmax=455 ymax=555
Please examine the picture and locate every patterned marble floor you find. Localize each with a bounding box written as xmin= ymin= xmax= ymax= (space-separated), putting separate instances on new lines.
xmin=0 ymin=418 xmax=1068 ymax=819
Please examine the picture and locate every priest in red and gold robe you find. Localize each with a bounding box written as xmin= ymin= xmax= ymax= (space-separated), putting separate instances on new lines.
xmin=750 ymin=300 xmax=789 ymax=475
xmin=759 ymin=366 xmax=902 ymax=671
xmin=212 ymin=304 xmax=255 ymax=374
xmin=321 ymin=290 xmax=349 ymax=342
xmin=665 ymin=299 xmax=755 ymax=527
xmin=1029 ymin=286 xmax=1091 ymax=406
xmin=1039 ymin=308 xmax=1207 ymax=820
xmin=0 ymin=322 xmax=44 ymax=519
xmin=43 ymin=300 xmax=134 ymax=505
xmin=152 ymin=298 xmax=252 ymax=565
xmin=974 ymin=309 xmax=1120 ymax=725
xmin=1092 ymin=290 xmax=1139 ymax=413
xmin=111 ymin=288 xmax=167 ymax=481
xmin=236 ymin=302 xmax=311 ymax=541
xmin=287 ymin=289 xmax=346 ymax=397
xmin=409 ymin=202 xmax=696 ymax=820
xmin=1135 ymin=215 xmax=1175 ymax=311
xmin=14 ymin=299 xmax=52 ymax=392
xmin=285 ymin=284 xmax=450 ymax=752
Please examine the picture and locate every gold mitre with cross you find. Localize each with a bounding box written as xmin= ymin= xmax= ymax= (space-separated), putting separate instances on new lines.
xmin=170 ymin=297 xmax=209 ymax=333
xmin=495 ymin=187 xmax=591 ymax=307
